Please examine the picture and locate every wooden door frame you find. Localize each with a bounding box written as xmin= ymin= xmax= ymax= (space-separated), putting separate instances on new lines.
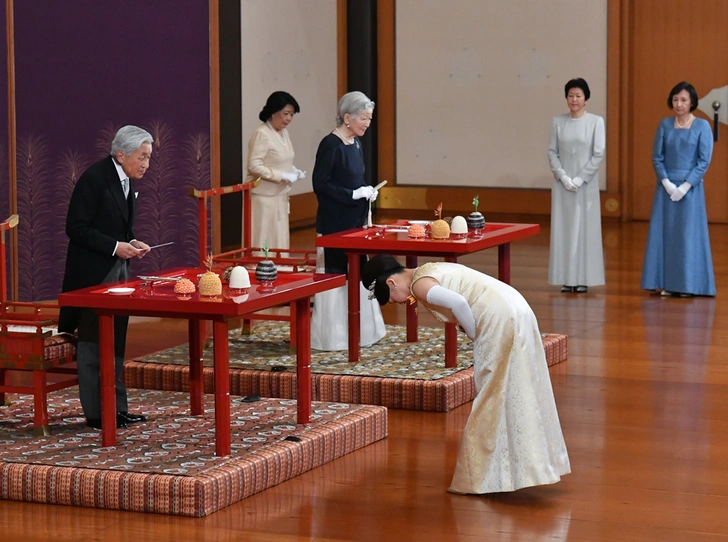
xmin=5 ymin=0 xmax=18 ymax=299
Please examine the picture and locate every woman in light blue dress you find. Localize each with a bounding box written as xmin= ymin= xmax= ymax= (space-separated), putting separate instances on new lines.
xmin=641 ymin=81 xmax=715 ymax=297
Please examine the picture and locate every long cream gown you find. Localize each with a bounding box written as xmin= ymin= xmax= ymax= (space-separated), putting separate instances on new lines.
xmin=244 ymin=122 xmax=296 ymax=250
xmin=412 ymin=262 xmax=570 ymax=493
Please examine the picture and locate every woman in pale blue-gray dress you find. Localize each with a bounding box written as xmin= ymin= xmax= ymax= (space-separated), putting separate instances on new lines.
xmin=548 ymin=78 xmax=606 ymax=294
xmin=641 ymin=82 xmax=715 ymax=297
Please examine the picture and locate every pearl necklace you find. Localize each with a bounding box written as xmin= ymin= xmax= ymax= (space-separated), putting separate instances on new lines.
xmin=675 ymin=114 xmax=694 ymax=129
xmin=335 ymin=127 xmax=355 ymax=145
xmin=266 ymin=122 xmax=288 ymax=145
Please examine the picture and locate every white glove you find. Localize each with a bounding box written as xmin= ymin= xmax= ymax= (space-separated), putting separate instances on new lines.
xmin=281 ymin=171 xmax=298 ymax=183
xmin=426 ymin=285 xmax=476 ymax=340
xmin=661 ymin=178 xmax=677 ymax=196
xmin=670 ymin=181 xmax=691 ymax=202
xmin=352 ymin=186 xmax=375 ymax=200
xmin=295 ymin=168 xmax=306 ymax=180
xmin=560 ymin=175 xmax=578 ymax=192
xmin=572 ymin=176 xmax=584 ymax=188
xmin=369 ymin=190 xmax=379 ymax=202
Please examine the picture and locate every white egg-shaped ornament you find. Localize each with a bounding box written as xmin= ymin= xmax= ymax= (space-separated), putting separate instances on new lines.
xmin=450 ymin=215 xmax=468 ymax=239
xmin=229 ymin=266 xmax=250 ymax=292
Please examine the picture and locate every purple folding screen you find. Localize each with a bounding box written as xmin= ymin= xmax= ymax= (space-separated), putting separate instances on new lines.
xmin=8 ymin=0 xmax=211 ymax=301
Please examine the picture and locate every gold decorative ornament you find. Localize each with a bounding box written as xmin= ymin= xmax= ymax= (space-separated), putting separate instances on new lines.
xmin=198 ymin=254 xmax=222 ymax=296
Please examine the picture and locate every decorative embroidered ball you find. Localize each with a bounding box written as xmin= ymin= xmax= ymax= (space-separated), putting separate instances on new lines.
xmin=198 ymin=254 xmax=222 ymax=296
xmin=467 ymin=211 xmax=485 ymax=230
xmin=174 ymin=278 xmax=196 ymax=295
xmin=198 ymin=272 xmax=222 ymax=296
xmin=408 ymin=223 xmax=426 ymax=238
xmin=255 ymin=260 xmax=278 ymax=283
xmin=430 ymin=219 xmax=451 ymax=239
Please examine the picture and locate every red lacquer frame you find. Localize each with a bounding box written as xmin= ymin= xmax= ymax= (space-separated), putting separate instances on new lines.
xmin=316 ymin=222 xmax=540 ymax=367
xmin=58 ymin=269 xmax=345 ymax=456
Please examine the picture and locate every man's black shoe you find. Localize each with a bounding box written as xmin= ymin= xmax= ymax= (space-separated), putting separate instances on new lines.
xmin=86 ymin=417 xmax=126 ymax=430
xmin=117 ymin=411 xmax=147 ymax=424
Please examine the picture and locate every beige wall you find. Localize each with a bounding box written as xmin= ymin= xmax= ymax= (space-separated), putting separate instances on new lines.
xmin=395 ymin=0 xmax=608 ymax=190
xmin=240 ymin=0 xmax=338 ymax=197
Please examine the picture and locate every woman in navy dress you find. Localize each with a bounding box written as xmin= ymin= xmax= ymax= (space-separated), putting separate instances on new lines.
xmin=641 ymin=81 xmax=715 ymax=297
xmin=310 ymin=91 xmax=386 ymax=350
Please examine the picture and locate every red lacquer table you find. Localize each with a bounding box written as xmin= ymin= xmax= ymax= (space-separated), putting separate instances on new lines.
xmin=316 ymin=222 xmax=540 ymax=366
xmin=57 ymin=269 xmax=345 ymax=456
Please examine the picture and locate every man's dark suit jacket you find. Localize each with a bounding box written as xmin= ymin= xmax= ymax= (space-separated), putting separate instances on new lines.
xmin=58 ymin=156 xmax=136 ymax=333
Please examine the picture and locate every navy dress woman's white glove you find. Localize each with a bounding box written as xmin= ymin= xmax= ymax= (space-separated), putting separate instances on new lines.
xmin=352 ymin=186 xmax=375 ymax=200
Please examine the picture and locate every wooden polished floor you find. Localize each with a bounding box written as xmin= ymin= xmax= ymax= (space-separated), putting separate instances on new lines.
xmin=3 ymin=216 xmax=728 ymax=541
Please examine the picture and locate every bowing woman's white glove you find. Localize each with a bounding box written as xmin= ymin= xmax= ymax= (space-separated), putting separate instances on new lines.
xmin=559 ymin=175 xmax=578 ymax=192
xmin=426 ymin=285 xmax=477 ymax=340
xmin=281 ymin=171 xmax=298 ymax=183
xmin=670 ymin=181 xmax=692 ymax=202
xmin=352 ymin=186 xmax=375 ymax=200
xmin=661 ymin=178 xmax=677 ymax=196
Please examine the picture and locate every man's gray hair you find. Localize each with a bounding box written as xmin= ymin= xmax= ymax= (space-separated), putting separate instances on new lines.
xmin=336 ymin=91 xmax=375 ymax=126
xmin=111 ymin=125 xmax=153 ymax=156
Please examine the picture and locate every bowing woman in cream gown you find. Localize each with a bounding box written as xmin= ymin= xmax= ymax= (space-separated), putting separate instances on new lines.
xmin=245 ymin=91 xmax=306 ymax=250
xmin=362 ymin=255 xmax=570 ymax=494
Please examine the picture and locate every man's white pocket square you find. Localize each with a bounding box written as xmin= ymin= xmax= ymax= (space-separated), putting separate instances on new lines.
xmin=135 ymin=192 xmax=139 ymax=199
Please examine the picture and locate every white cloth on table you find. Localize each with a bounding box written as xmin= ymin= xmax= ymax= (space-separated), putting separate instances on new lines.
xmin=310 ymin=247 xmax=386 ymax=351
xmin=4 ymin=325 xmax=59 ymax=335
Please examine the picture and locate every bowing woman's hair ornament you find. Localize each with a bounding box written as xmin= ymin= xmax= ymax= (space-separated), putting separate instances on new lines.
xmin=367 ymin=280 xmax=377 ymax=301
xmin=368 ymin=278 xmax=417 ymax=305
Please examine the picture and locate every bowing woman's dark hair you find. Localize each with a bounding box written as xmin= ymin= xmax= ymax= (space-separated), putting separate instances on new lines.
xmin=361 ymin=254 xmax=405 ymax=306
xmin=667 ymin=82 xmax=699 ymax=112
xmin=564 ymin=78 xmax=591 ymax=100
xmin=258 ymin=91 xmax=300 ymax=122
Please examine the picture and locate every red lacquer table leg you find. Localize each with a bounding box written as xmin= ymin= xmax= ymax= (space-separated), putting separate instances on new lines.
xmin=347 ymin=253 xmax=361 ymax=363
xmin=498 ymin=243 xmax=511 ymax=284
xmin=289 ymin=301 xmax=297 ymax=353
xmin=189 ymin=319 xmax=204 ymax=415
xmin=444 ymin=255 xmax=458 ymax=367
xmin=213 ymin=319 xmax=231 ymax=456
xmin=296 ymin=297 xmax=311 ymax=424
xmin=32 ymin=370 xmax=48 ymax=432
xmin=406 ymin=255 xmax=418 ymax=343
xmin=98 ymin=313 xmax=117 ymax=447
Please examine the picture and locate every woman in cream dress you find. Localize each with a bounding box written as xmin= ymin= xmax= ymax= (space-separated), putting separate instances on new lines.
xmin=362 ymin=255 xmax=570 ymax=494
xmin=245 ymin=91 xmax=305 ymax=250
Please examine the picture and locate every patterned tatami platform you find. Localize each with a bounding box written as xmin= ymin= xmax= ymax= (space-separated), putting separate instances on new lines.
xmin=124 ymin=323 xmax=567 ymax=412
xmin=0 ymin=388 xmax=387 ymax=517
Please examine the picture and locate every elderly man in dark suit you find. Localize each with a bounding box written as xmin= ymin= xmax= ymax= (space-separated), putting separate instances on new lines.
xmin=59 ymin=125 xmax=152 ymax=430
